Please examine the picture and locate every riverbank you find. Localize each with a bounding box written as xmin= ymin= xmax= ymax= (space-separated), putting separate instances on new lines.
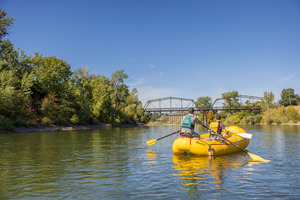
xmin=147 ymin=121 xmax=300 ymax=126
xmin=2 ymin=121 xmax=299 ymax=134
xmin=0 ymin=123 xmax=148 ymax=134
xmin=0 ymin=124 xmax=109 ymax=134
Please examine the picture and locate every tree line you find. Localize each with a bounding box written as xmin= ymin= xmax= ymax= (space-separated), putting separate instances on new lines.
xmin=195 ymin=90 xmax=300 ymax=125
xmin=0 ymin=9 xmax=149 ymax=132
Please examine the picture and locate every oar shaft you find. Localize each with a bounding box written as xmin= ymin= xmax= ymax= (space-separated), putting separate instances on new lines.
xmin=146 ymin=130 xmax=181 ymax=146
xmin=157 ymin=130 xmax=180 ymax=141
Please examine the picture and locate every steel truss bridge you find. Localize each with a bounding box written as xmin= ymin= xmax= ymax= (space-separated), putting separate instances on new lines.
xmin=143 ymin=95 xmax=263 ymax=113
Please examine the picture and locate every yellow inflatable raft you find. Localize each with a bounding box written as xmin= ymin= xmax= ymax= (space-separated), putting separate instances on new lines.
xmin=172 ymin=126 xmax=250 ymax=156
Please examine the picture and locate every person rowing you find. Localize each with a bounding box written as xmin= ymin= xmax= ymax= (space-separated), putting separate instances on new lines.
xmin=180 ymin=107 xmax=203 ymax=138
xmin=209 ymin=114 xmax=230 ymax=140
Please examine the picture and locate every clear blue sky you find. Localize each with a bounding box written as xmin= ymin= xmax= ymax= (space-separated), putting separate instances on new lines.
xmin=2 ymin=0 xmax=300 ymax=105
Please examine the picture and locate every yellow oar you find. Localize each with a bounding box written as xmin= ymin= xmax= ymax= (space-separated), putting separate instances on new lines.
xmin=146 ymin=130 xmax=180 ymax=146
xmin=202 ymin=125 xmax=270 ymax=163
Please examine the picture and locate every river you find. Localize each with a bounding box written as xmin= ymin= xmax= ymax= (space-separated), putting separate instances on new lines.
xmin=0 ymin=125 xmax=299 ymax=199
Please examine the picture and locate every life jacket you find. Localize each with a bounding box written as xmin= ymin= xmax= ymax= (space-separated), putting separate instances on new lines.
xmin=181 ymin=114 xmax=194 ymax=130
xmin=209 ymin=121 xmax=222 ymax=134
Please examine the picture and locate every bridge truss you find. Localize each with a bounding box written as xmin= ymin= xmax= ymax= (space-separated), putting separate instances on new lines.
xmin=143 ymin=95 xmax=263 ymax=113
xmin=143 ymin=97 xmax=196 ymax=113
xmin=143 ymin=95 xmax=263 ymax=125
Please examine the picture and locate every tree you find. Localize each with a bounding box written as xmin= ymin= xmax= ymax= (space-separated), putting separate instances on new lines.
xmin=221 ymin=91 xmax=240 ymax=107
xmin=109 ymin=70 xmax=128 ymax=121
xmin=0 ymin=10 xmax=15 ymax=73
xmin=261 ymin=91 xmax=275 ymax=110
xmin=195 ymin=96 xmax=212 ymax=108
xmin=296 ymin=94 xmax=300 ymax=105
xmin=72 ymin=66 xmax=92 ymax=102
xmin=0 ymin=9 xmax=14 ymax=40
xmin=123 ymin=88 xmax=142 ymax=123
xmin=91 ymin=74 xmax=112 ymax=123
xmin=33 ymin=56 xmax=72 ymax=95
xmin=41 ymin=92 xmax=60 ymax=124
xmin=279 ymin=88 xmax=297 ymax=106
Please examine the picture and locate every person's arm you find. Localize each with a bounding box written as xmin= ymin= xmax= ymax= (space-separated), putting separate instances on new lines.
xmin=220 ymin=123 xmax=229 ymax=134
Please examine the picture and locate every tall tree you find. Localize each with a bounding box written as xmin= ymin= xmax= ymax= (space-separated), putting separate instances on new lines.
xmin=296 ymin=94 xmax=300 ymax=105
xmin=196 ymin=96 xmax=212 ymax=108
xmin=0 ymin=9 xmax=14 ymax=40
xmin=72 ymin=66 xmax=92 ymax=102
xmin=91 ymin=74 xmax=112 ymax=123
xmin=221 ymin=91 xmax=240 ymax=107
xmin=109 ymin=70 xmax=128 ymax=121
xmin=279 ymin=88 xmax=297 ymax=106
xmin=0 ymin=9 xmax=15 ymax=72
xmin=33 ymin=56 xmax=72 ymax=95
xmin=261 ymin=91 xmax=275 ymax=110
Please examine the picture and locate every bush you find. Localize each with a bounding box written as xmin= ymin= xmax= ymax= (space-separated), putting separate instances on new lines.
xmin=0 ymin=116 xmax=14 ymax=132
xmin=41 ymin=117 xmax=53 ymax=126
xmin=245 ymin=116 xmax=255 ymax=124
xmin=225 ymin=114 xmax=240 ymax=124
xmin=280 ymin=116 xmax=289 ymax=123
xmin=70 ymin=114 xmax=79 ymax=125
xmin=286 ymin=106 xmax=300 ymax=122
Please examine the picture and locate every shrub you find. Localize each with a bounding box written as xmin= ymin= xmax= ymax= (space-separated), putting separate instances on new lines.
xmin=280 ymin=116 xmax=289 ymax=123
xmin=70 ymin=114 xmax=79 ymax=125
xmin=0 ymin=116 xmax=14 ymax=132
xmin=245 ymin=116 xmax=255 ymax=124
xmin=286 ymin=106 xmax=300 ymax=122
xmin=41 ymin=117 xmax=53 ymax=126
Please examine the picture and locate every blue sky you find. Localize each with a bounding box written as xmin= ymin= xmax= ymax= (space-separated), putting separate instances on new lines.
xmin=2 ymin=0 xmax=300 ymax=105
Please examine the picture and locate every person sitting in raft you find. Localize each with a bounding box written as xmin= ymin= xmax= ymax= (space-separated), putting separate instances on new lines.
xmin=209 ymin=114 xmax=230 ymax=139
xmin=180 ymin=107 xmax=203 ymax=138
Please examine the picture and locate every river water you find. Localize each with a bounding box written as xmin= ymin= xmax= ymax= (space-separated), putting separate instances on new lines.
xmin=0 ymin=125 xmax=299 ymax=199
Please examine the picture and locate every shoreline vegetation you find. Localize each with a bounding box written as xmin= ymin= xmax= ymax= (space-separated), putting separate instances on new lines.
xmin=148 ymin=105 xmax=300 ymax=127
xmin=0 ymin=10 xmax=150 ymax=134
xmin=2 ymin=119 xmax=299 ymax=134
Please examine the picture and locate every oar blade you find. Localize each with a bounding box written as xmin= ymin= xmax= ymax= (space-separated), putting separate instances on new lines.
xmin=248 ymin=152 xmax=271 ymax=163
xmin=146 ymin=139 xmax=158 ymax=146
xmin=236 ymin=133 xmax=252 ymax=139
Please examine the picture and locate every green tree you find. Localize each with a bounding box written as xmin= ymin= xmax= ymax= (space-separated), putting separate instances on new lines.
xmin=0 ymin=70 xmax=33 ymax=127
xmin=109 ymin=70 xmax=128 ymax=121
xmin=261 ymin=91 xmax=275 ymax=111
xmin=57 ymin=79 xmax=77 ymax=124
xmin=33 ymin=56 xmax=72 ymax=95
xmin=91 ymin=74 xmax=112 ymax=123
xmin=123 ymin=88 xmax=148 ymax=123
xmin=195 ymin=96 xmax=212 ymax=108
xmin=0 ymin=9 xmax=14 ymax=40
xmin=72 ymin=66 xmax=92 ymax=102
xmin=221 ymin=91 xmax=240 ymax=107
xmin=0 ymin=71 xmax=16 ymax=118
xmin=41 ymin=92 xmax=60 ymax=123
xmin=0 ymin=10 xmax=15 ymax=73
xmin=279 ymin=88 xmax=297 ymax=106
xmin=296 ymin=94 xmax=300 ymax=105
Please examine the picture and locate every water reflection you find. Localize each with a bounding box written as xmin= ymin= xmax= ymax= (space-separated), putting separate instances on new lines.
xmin=172 ymin=153 xmax=253 ymax=199
xmin=146 ymin=149 xmax=157 ymax=163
